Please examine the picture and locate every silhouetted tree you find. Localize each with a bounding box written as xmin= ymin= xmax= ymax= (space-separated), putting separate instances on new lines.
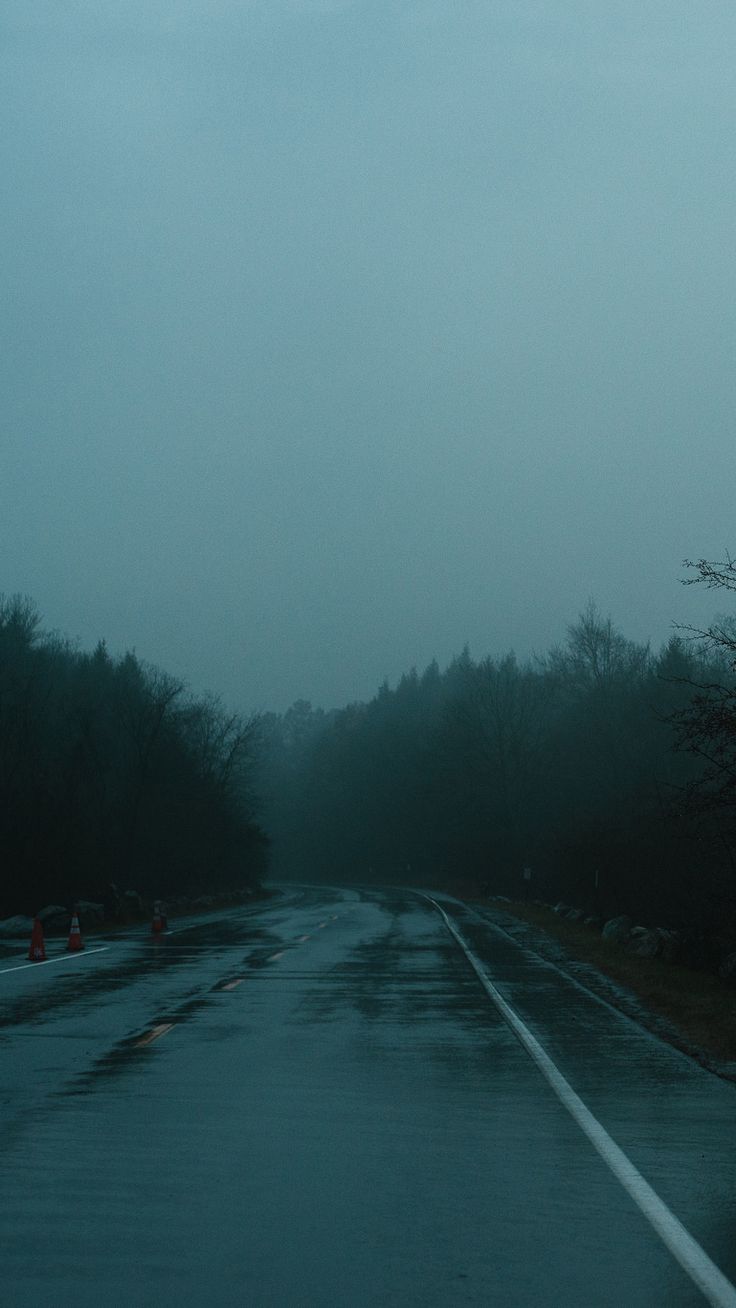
xmin=260 ymin=596 xmax=726 ymax=927
xmin=0 ymin=598 xmax=266 ymax=915
xmin=666 ymin=557 xmax=736 ymax=918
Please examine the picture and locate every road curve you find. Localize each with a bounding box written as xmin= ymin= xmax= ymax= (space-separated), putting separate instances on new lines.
xmin=1 ymin=885 xmax=734 ymax=1306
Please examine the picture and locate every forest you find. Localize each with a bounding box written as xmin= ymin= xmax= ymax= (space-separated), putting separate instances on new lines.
xmin=3 ymin=559 xmax=736 ymax=935
xmin=261 ymin=564 xmax=736 ymax=935
xmin=0 ymin=595 xmax=267 ymax=917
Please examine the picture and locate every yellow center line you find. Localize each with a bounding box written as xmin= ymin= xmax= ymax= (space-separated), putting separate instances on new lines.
xmin=135 ymin=1022 xmax=175 ymax=1048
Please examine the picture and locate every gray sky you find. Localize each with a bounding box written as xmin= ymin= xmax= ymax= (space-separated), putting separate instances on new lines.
xmin=2 ymin=1 xmax=734 ymax=712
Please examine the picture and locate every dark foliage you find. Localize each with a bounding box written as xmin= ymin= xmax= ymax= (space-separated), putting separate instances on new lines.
xmin=261 ymin=600 xmax=732 ymax=932
xmin=0 ymin=596 xmax=267 ymax=916
xmin=667 ymin=557 xmax=736 ymax=906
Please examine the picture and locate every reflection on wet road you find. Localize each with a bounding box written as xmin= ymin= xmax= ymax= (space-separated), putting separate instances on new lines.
xmin=0 ymin=886 xmax=735 ymax=1306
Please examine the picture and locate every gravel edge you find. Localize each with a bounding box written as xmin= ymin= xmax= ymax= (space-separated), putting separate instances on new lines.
xmin=465 ymin=900 xmax=736 ymax=1086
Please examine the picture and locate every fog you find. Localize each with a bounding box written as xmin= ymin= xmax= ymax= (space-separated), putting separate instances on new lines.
xmin=2 ymin=2 xmax=734 ymax=711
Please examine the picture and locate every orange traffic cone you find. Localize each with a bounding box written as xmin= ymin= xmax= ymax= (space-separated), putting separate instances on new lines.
xmin=152 ymin=902 xmax=163 ymax=934
xmin=28 ymin=917 xmax=47 ymax=963
xmin=67 ymin=909 xmax=84 ymax=951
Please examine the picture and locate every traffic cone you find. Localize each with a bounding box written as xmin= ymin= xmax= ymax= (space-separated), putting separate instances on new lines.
xmin=152 ymin=903 xmax=163 ymax=934
xmin=28 ymin=917 xmax=46 ymax=963
xmin=67 ymin=909 xmax=84 ymax=951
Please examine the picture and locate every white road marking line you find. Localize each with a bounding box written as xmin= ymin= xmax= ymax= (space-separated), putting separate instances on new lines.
xmin=135 ymin=1022 xmax=175 ymax=1047
xmin=0 ymin=946 xmax=109 ymax=976
xmin=222 ymin=978 xmax=244 ymax=990
xmin=297 ymin=934 xmax=310 ymax=942
xmin=427 ymin=897 xmax=736 ymax=1308
xmin=267 ymin=950 xmax=285 ymax=961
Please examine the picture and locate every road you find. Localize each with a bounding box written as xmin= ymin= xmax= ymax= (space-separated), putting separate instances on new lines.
xmin=1 ymin=885 xmax=735 ymax=1307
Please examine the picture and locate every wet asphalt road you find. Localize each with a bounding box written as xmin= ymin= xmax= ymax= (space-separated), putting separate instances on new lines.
xmin=1 ymin=886 xmax=735 ymax=1307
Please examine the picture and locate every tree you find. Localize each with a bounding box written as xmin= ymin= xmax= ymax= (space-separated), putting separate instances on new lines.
xmin=670 ymin=557 xmax=736 ymax=837
xmin=546 ymin=600 xmax=650 ymax=693
xmin=0 ymin=602 xmax=268 ymax=914
xmin=436 ymin=653 xmax=551 ymax=890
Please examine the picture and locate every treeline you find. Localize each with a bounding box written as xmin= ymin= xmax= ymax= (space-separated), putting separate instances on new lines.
xmin=0 ymin=595 xmax=267 ymax=916
xmin=262 ymin=597 xmax=736 ymax=933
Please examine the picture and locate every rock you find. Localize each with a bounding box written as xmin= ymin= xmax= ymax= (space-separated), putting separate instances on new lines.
xmin=553 ymin=902 xmax=570 ymax=916
xmin=37 ymin=903 xmax=68 ymax=925
xmin=602 ymin=915 xmax=633 ymax=945
xmin=75 ymin=900 xmax=104 ymax=923
xmin=653 ymin=928 xmax=681 ymax=963
xmin=583 ymin=915 xmax=601 ymax=928
xmin=625 ymin=926 xmax=661 ymax=959
xmin=0 ymin=915 xmax=35 ymax=938
xmin=566 ymin=908 xmax=584 ymax=922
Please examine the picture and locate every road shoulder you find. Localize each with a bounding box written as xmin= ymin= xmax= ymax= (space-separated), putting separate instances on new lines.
xmin=465 ymin=898 xmax=736 ymax=1085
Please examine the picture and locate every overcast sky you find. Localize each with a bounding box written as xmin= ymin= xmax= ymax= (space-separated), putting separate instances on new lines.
xmin=2 ymin=1 xmax=734 ymax=712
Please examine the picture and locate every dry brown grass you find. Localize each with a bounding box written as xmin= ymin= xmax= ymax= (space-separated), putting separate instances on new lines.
xmin=501 ymin=901 xmax=736 ymax=1065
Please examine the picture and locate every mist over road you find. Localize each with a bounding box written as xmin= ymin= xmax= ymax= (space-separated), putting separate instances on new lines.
xmin=1 ymin=889 xmax=734 ymax=1306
